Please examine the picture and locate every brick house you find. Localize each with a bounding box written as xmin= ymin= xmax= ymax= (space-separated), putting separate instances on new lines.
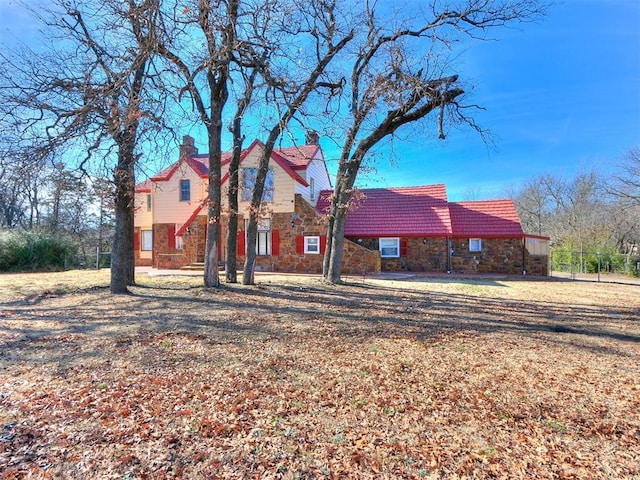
xmin=134 ymin=136 xmax=549 ymax=276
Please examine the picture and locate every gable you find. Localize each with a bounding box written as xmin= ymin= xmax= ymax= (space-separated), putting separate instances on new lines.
xmin=151 ymin=155 xmax=208 ymax=182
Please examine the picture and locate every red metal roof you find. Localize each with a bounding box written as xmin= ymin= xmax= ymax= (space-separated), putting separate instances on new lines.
xmin=316 ymin=185 xmax=452 ymax=237
xmin=449 ymin=200 xmax=523 ymax=237
xmin=316 ymin=187 xmax=525 ymax=238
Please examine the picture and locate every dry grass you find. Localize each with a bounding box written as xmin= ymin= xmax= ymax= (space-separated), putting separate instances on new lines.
xmin=1 ymin=270 xmax=639 ymax=479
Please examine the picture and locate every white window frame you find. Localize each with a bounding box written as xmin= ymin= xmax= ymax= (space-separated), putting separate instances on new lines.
xmin=146 ymin=194 xmax=152 ymax=212
xmin=247 ymin=218 xmax=271 ymax=256
xmin=309 ymin=177 xmax=315 ymax=200
xmin=304 ymin=236 xmax=320 ymax=254
xmin=379 ymin=237 xmax=400 ymax=258
xmin=469 ymin=238 xmax=482 ymax=252
xmin=141 ymin=230 xmax=153 ymax=251
xmin=175 ymin=235 xmax=184 ymax=251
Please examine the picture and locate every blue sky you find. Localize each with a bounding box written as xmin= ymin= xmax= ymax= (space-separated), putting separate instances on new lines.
xmin=361 ymin=0 xmax=640 ymax=200
xmin=1 ymin=1 xmax=639 ymax=201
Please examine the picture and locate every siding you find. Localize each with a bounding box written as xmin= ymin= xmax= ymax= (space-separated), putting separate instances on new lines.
xmin=153 ymin=162 xmax=206 ymax=224
xmin=236 ymin=146 xmax=296 ymax=214
xmin=134 ymin=192 xmax=153 ymax=227
xmin=295 ymin=155 xmax=332 ymax=204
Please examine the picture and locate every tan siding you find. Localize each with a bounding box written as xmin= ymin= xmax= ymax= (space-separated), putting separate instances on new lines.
xmin=237 ymin=146 xmax=296 ymax=214
xmin=153 ymin=163 xmax=206 ymax=224
xmin=134 ymin=192 xmax=153 ymax=227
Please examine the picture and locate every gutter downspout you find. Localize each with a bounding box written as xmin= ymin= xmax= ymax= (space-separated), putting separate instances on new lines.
xmin=522 ymin=236 xmax=527 ymax=275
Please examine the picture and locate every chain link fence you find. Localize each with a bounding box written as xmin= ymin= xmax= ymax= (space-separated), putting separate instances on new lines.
xmin=551 ymin=250 xmax=640 ymax=284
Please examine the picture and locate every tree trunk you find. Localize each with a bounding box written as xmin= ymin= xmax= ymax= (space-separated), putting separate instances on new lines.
xmin=242 ymin=216 xmax=257 ymax=285
xmin=225 ymin=206 xmax=238 ymax=283
xmin=327 ymin=211 xmax=348 ymax=283
xmin=323 ymin=167 xmax=357 ymax=284
xmin=225 ymin=118 xmax=243 ymax=283
xmin=110 ymin=142 xmax=136 ymax=294
xmin=204 ymin=118 xmax=223 ymax=288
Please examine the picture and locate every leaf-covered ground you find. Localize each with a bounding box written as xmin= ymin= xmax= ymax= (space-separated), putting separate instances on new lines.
xmin=1 ymin=271 xmax=639 ymax=479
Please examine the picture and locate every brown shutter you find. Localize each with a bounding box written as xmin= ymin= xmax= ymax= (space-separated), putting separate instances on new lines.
xmin=296 ymin=235 xmax=304 ymax=254
xmin=237 ymin=231 xmax=245 ymax=255
xmin=133 ymin=231 xmax=140 ymax=251
xmin=400 ymin=238 xmax=408 ymax=256
xmin=320 ymin=235 xmax=327 ymax=254
xmin=167 ymin=224 xmax=176 ymax=248
xmin=271 ymin=230 xmax=279 ymax=256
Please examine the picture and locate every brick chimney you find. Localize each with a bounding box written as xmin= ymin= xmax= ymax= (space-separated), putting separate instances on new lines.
xmin=179 ymin=135 xmax=197 ymax=157
xmin=305 ymin=130 xmax=319 ymax=145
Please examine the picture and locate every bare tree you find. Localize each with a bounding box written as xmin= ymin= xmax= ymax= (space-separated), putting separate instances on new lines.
xmin=0 ymin=0 xmax=164 ymax=293
xmin=512 ymin=175 xmax=554 ymax=236
xmin=225 ymin=68 xmax=260 ymax=283
xmin=241 ymin=0 xmax=355 ymax=285
xmin=158 ymin=0 xmax=239 ymax=288
xmin=609 ymin=147 xmax=640 ymax=207
xmin=322 ymin=0 xmax=547 ymax=283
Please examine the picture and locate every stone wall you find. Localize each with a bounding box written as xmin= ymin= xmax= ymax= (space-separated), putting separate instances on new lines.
xmin=450 ymin=237 xmax=524 ymax=274
xmin=351 ymin=237 xmax=449 ymax=272
xmin=524 ymin=252 xmax=549 ymax=276
xmin=153 ymin=223 xmax=188 ymax=269
xmin=181 ymin=216 xmax=208 ymax=264
xmin=228 ymin=195 xmax=380 ymax=275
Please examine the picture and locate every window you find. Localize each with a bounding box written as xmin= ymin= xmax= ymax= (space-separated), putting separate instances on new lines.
xmin=251 ymin=218 xmax=271 ymax=256
xmin=304 ymin=236 xmax=320 ymax=254
xmin=379 ymin=238 xmax=400 ymax=258
xmin=309 ymin=177 xmax=315 ymax=200
xmin=141 ymin=230 xmax=153 ymax=251
xmin=175 ymin=235 xmax=184 ymax=251
xmin=146 ymin=194 xmax=152 ymax=212
xmin=469 ymin=238 xmax=482 ymax=252
xmin=180 ymin=179 xmax=190 ymax=202
xmin=241 ymin=168 xmax=274 ymax=202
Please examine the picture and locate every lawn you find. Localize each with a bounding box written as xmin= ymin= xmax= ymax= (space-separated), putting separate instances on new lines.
xmin=1 ymin=270 xmax=639 ymax=479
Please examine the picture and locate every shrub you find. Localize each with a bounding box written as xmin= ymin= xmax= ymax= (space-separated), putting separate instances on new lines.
xmin=0 ymin=230 xmax=77 ymax=272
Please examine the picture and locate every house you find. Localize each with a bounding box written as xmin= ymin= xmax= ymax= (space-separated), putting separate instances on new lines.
xmin=134 ymin=135 xmax=549 ymax=276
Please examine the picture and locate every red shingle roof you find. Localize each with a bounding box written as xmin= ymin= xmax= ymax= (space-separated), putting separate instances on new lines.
xmin=147 ymin=140 xmax=314 ymax=187
xmin=135 ymin=179 xmax=152 ymax=193
xmin=316 ymin=185 xmax=452 ymax=237
xmin=276 ymin=145 xmax=320 ymax=170
xmin=449 ymin=200 xmax=523 ymax=237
